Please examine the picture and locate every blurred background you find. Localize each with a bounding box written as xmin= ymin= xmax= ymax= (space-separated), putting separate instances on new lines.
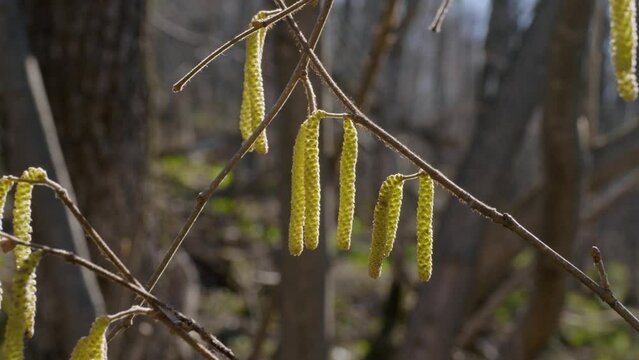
xmin=1 ymin=0 xmax=639 ymax=359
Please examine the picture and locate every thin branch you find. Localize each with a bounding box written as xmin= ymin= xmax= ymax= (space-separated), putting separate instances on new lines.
xmin=7 ymin=177 xmax=141 ymax=288
xmin=591 ymin=246 xmax=610 ymax=290
xmin=172 ymin=0 xmax=315 ymax=92
xmin=108 ymin=306 xmax=156 ymax=322
xmin=104 ymin=0 xmax=336 ymax=344
xmin=429 ymin=0 xmax=453 ymax=33
xmin=279 ymin=12 xmax=639 ymax=333
xmin=301 ymin=71 xmax=317 ymax=114
xmin=0 ymin=232 xmax=233 ymax=360
xmin=356 ymin=0 xmax=399 ymax=109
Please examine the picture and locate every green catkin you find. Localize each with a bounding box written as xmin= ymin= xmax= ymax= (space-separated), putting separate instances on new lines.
xmin=368 ymin=174 xmax=404 ymax=279
xmin=288 ymin=123 xmax=308 ymax=256
xmin=417 ymin=174 xmax=435 ymax=282
xmin=69 ymin=316 xmax=110 ymax=360
xmin=13 ymin=167 xmax=47 ymax=268
xmin=610 ymin=0 xmax=638 ymax=101
xmin=302 ymin=111 xmax=323 ymax=250
xmin=382 ymin=178 xmax=404 ymax=258
xmin=239 ymin=11 xmax=270 ymax=154
xmin=336 ymin=118 xmax=358 ymax=250
xmin=2 ymin=251 xmax=43 ymax=359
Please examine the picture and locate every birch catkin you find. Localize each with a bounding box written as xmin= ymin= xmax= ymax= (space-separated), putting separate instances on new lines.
xmin=368 ymin=174 xmax=404 ymax=279
xmin=382 ymin=178 xmax=404 ymax=258
xmin=288 ymin=122 xmax=308 ymax=256
xmin=336 ymin=118 xmax=358 ymax=250
xmin=610 ymin=0 xmax=638 ymax=101
xmin=0 ymin=177 xmax=13 ymax=232
xmin=239 ymin=11 xmax=270 ymax=154
xmin=303 ymin=111 xmax=323 ymax=250
xmin=69 ymin=316 xmax=110 ymax=360
xmin=417 ymin=174 xmax=435 ymax=282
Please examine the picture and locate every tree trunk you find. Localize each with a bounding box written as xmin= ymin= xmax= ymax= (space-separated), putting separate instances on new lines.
xmin=275 ymin=4 xmax=331 ymax=360
xmin=501 ymin=0 xmax=592 ymax=357
xmin=399 ymin=1 xmax=560 ymax=358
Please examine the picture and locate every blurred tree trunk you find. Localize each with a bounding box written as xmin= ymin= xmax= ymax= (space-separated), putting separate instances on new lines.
xmin=0 ymin=0 xmax=104 ymax=357
xmin=21 ymin=1 xmax=163 ymax=358
xmin=501 ymin=0 xmax=592 ymax=358
xmin=275 ymin=4 xmax=331 ymax=360
xmin=400 ymin=1 xmax=560 ymax=358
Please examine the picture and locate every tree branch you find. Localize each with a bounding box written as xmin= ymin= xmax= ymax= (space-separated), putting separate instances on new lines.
xmin=278 ymin=10 xmax=639 ymax=333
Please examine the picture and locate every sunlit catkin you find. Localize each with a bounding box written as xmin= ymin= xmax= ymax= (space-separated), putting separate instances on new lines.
xmin=14 ymin=250 xmax=42 ymax=339
xmin=336 ymin=118 xmax=358 ymax=250
xmin=610 ymin=0 xmax=638 ymax=101
xmin=69 ymin=316 xmax=110 ymax=360
xmin=417 ymin=174 xmax=435 ymax=282
xmin=288 ymin=123 xmax=308 ymax=256
xmin=303 ymin=111 xmax=323 ymax=250
xmin=13 ymin=168 xmax=46 ymax=268
xmin=1 ymin=250 xmax=43 ymax=359
xmin=368 ymin=174 xmax=404 ymax=279
xmin=383 ymin=178 xmax=404 ymax=258
xmin=239 ymin=11 xmax=270 ymax=154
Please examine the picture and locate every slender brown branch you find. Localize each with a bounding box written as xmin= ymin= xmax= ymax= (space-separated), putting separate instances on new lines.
xmin=108 ymin=306 xmax=156 ymax=322
xmin=301 ymin=71 xmax=317 ymax=113
xmin=591 ymin=246 xmax=610 ymax=290
xmin=356 ymin=0 xmax=399 ymax=109
xmin=279 ymin=12 xmax=639 ymax=333
xmin=0 ymin=231 xmax=232 ymax=360
xmin=430 ymin=0 xmax=453 ymax=33
xmin=7 ymin=176 xmax=141 ymax=288
xmin=172 ymin=0 xmax=315 ymax=92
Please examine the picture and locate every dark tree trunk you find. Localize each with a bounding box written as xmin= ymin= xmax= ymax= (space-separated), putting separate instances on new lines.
xmin=399 ymin=1 xmax=560 ymax=358
xmin=501 ymin=0 xmax=592 ymax=357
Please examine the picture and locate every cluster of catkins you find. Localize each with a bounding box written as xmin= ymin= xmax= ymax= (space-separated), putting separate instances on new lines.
xmin=610 ymin=0 xmax=638 ymax=101
xmin=0 ymin=168 xmax=113 ymax=360
xmin=286 ymin=112 xmax=436 ymax=281
xmin=239 ymin=11 xmax=272 ymax=155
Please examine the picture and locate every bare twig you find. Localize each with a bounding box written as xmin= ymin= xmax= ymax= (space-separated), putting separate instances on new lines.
xmin=0 ymin=231 xmax=233 ymax=360
xmin=591 ymin=246 xmax=610 ymax=290
xmin=356 ymin=0 xmax=399 ymax=109
xmin=172 ymin=0 xmax=315 ymax=92
xmin=430 ymin=0 xmax=453 ymax=33
xmin=7 ymin=177 xmax=141 ymax=287
xmin=108 ymin=306 xmax=156 ymax=322
xmin=279 ymin=11 xmax=639 ymax=333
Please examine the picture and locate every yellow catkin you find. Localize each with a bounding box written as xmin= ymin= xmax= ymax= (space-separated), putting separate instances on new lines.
xmin=288 ymin=122 xmax=308 ymax=256
xmin=368 ymin=174 xmax=404 ymax=279
xmin=13 ymin=167 xmax=47 ymax=268
xmin=382 ymin=177 xmax=404 ymax=258
xmin=239 ymin=11 xmax=270 ymax=154
xmin=69 ymin=316 xmax=110 ymax=360
xmin=610 ymin=0 xmax=638 ymax=101
xmin=302 ymin=110 xmax=324 ymax=250
xmin=1 ymin=251 xmax=43 ymax=359
xmin=417 ymin=174 xmax=435 ymax=282
xmin=336 ymin=118 xmax=358 ymax=250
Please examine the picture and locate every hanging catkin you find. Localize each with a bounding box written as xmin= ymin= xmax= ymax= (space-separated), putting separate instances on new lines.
xmin=417 ymin=174 xmax=435 ymax=282
xmin=610 ymin=0 xmax=638 ymax=101
xmin=303 ymin=111 xmax=323 ymax=250
xmin=69 ymin=316 xmax=110 ymax=360
xmin=239 ymin=11 xmax=270 ymax=154
xmin=368 ymin=174 xmax=404 ymax=279
xmin=382 ymin=177 xmax=404 ymax=258
xmin=12 ymin=168 xmax=47 ymax=268
xmin=336 ymin=118 xmax=358 ymax=250
xmin=2 ymin=251 xmax=43 ymax=359
xmin=288 ymin=122 xmax=308 ymax=256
